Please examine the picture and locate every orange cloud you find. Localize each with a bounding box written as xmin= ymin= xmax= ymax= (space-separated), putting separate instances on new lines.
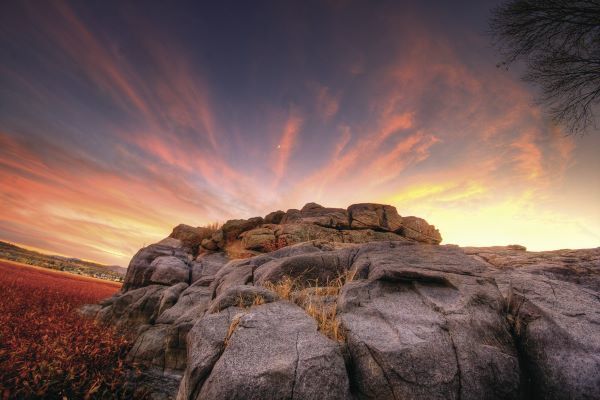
xmin=272 ymin=111 xmax=303 ymax=186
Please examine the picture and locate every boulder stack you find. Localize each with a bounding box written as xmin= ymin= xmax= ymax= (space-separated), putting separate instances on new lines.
xmin=82 ymin=202 xmax=599 ymax=400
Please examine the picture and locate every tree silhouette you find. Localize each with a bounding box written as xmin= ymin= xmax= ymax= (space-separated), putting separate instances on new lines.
xmin=490 ymin=0 xmax=600 ymax=134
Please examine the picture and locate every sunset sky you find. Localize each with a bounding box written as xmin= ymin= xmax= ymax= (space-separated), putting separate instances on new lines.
xmin=1 ymin=0 xmax=599 ymax=266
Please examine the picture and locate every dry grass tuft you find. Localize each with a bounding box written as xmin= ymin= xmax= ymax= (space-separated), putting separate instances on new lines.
xmin=251 ymin=294 xmax=265 ymax=306
xmin=202 ymin=222 xmax=222 ymax=234
xmin=263 ymin=276 xmax=297 ymax=300
xmin=304 ymin=303 xmax=346 ymax=342
xmin=262 ymin=268 xmax=357 ymax=342
xmin=224 ymin=315 xmax=243 ymax=347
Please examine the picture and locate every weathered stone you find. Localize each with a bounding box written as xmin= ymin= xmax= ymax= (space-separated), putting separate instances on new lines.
xmin=191 ymin=252 xmax=229 ymax=284
xmin=505 ymin=269 xmax=600 ymax=399
xmin=86 ymin=203 xmax=600 ymax=400
xmin=210 ymin=260 xmax=255 ymax=297
xmin=97 ymin=285 xmax=167 ymax=330
xmin=340 ymin=228 xmax=408 ymax=244
xmin=240 ymin=227 xmax=276 ymax=251
xmin=157 ymin=282 xmax=188 ymax=316
xmin=123 ymin=243 xmax=189 ymax=291
xmin=221 ymin=217 xmax=264 ymax=243
xmin=150 ymin=256 xmax=190 ymax=286
xmin=274 ymin=223 xmax=343 ymax=246
xmin=169 ymin=224 xmax=214 ymax=256
xmin=128 ymin=322 xmax=192 ymax=372
xmin=78 ymin=303 xmax=102 ymax=318
xmin=264 ymin=210 xmax=285 ymax=224
xmin=254 ymin=251 xmax=353 ymax=286
xmin=200 ymin=238 xmax=218 ymax=251
xmin=400 ymin=216 xmax=442 ymax=244
xmin=156 ymin=284 xmax=213 ymax=325
xmin=338 ymin=242 xmax=520 ymax=400
xmin=177 ymin=308 xmax=243 ymax=400
xmin=194 ymin=302 xmax=351 ymax=400
xmin=347 ymin=203 xmax=402 ymax=232
xmin=280 ymin=203 xmax=350 ymax=229
xmin=207 ymin=284 xmax=279 ymax=313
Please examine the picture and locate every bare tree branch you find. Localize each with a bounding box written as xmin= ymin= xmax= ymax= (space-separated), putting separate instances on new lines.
xmin=490 ymin=0 xmax=600 ymax=134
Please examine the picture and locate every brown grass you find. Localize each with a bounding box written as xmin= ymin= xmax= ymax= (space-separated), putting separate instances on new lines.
xmin=262 ymin=269 xmax=357 ymax=342
xmin=202 ymin=222 xmax=222 ymax=234
xmin=224 ymin=315 xmax=243 ymax=347
xmin=0 ymin=261 xmax=132 ymax=399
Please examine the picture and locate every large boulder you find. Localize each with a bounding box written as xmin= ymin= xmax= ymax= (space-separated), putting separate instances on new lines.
xmin=128 ymin=321 xmax=192 ymax=372
xmin=281 ymin=202 xmax=350 ymax=229
xmin=505 ymin=271 xmax=600 ymax=399
xmin=254 ymin=251 xmax=353 ymax=286
xmin=338 ymin=242 xmax=521 ymax=400
xmin=264 ymin=210 xmax=285 ymax=224
xmin=240 ymin=227 xmax=276 ymax=251
xmin=347 ymin=203 xmax=403 ymax=232
xmin=274 ymin=223 xmax=344 ymax=246
xmin=191 ymin=252 xmax=229 ymax=284
xmin=156 ymin=284 xmax=213 ymax=325
xmin=220 ymin=217 xmax=264 ymax=244
xmin=123 ymin=242 xmax=190 ymax=291
xmin=177 ymin=308 xmax=243 ymax=400
xmin=400 ymin=216 xmax=442 ymax=244
xmin=96 ymin=285 xmax=169 ymax=329
xmin=189 ymin=302 xmax=351 ymax=400
xmin=169 ymin=224 xmax=214 ymax=256
xmin=150 ymin=256 xmax=190 ymax=286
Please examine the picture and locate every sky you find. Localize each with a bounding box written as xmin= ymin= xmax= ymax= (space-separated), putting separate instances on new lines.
xmin=0 ymin=0 xmax=598 ymax=266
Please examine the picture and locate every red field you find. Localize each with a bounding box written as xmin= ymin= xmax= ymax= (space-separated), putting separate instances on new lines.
xmin=0 ymin=260 xmax=132 ymax=399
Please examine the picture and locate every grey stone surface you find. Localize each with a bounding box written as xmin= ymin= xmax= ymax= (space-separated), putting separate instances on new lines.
xmin=400 ymin=216 xmax=442 ymax=244
xmin=123 ymin=243 xmax=190 ymax=291
xmin=156 ymin=284 xmax=212 ymax=325
xmin=150 ymin=256 xmax=190 ymax=286
xmin=506 ymin=270 xmax=600 ymax=399
xmin=96 ymin=284 xmax=167 ymax=330
xmin=169 ymin=224 xmax=214 ymax=256
xmin=176 ymin=308 xmax=242 ymax=400
xmin=338 ymin=242 xmax=520 ymax=400
xmin=347 ymin=203 xmax=403 ymax=232
xmin=128 ymin=321 xmax=192 ymax=372
xmin=190 ymin=252 xmax=229 ymax=284
xmin=207 ymin=284 xmax=279 ymax=313
xmin=194 ymin=302 xmax=351 ymax=400
xmin=281 ymin=202 xmax=350 ymax=229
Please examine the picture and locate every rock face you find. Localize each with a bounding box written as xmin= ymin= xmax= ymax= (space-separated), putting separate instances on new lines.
xmin=84 ymin=203 xmax=600 ymax=400
xmin=195 ymin=201 xmax=442 ymax=257
xmin=347 ymin=203 xmax=402 ymax=231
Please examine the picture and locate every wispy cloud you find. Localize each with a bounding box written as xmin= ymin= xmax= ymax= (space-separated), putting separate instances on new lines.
xmin=272 ymin=110 xmax=303 ymax=187
xmin=0 ymin=0 xmax=597 ymax=265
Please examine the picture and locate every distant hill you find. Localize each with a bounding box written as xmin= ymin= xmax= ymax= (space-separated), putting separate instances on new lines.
xmin=0 ymin=241 xmax=125 ymax=282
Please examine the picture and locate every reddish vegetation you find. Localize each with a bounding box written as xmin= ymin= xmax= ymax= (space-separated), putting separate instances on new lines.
xmin=0 ymin=261 xmax=132 ymax=399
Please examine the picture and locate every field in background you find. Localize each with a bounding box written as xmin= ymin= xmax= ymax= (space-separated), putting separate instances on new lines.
xmin=0 ymin=260 xmax=132 ymax=399
xmin=0 ymin=241 xmax=125 ymax=282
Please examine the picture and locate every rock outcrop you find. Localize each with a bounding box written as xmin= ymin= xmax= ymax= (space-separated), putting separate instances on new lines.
xmin=196 ymin=202 xmax=440 ymax=258
xmin=83 ymin=203 xmax=600 ymax=400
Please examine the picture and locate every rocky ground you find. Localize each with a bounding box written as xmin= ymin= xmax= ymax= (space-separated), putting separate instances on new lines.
xmin=81 ymin=202 xmax=600 ymax=400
